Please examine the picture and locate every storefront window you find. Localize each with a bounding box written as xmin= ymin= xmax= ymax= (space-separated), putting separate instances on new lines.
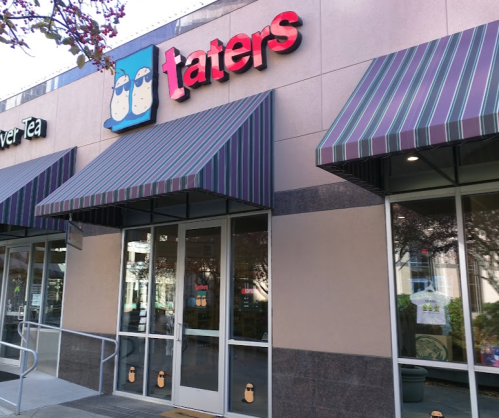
xmin=1 ymin=249 xmax=30 ymax=359
xmin=29 ymin=243 xmax=45 ymax=323
xmin=229 ymin=346 xmax=268 ymax=418
xmin=150 ymin=225 xmax=178 ymax=335
xmin=147 ymin=337 xmax=174 ymax=400
xmin=0 ymin=246 xmax=5 ymax=308
xmin=121 ymin=228 xmax=151 ymax=333
xmin=399 ymin=365 xmax=471 ymax=417
xmin=117 ymin=214 xmax=270 ymax=413
xmin=392 ymin=198 xmax=467 ymax=363
xmin=463 ymin=193 xmax=499 ymax=368
xmin=44 ymin=240 xmax=66 ymax=327
xmin=230 ymin=215 xmax=269 ymax=342
xmin=118 ymin=336 xmax=145 ymax=394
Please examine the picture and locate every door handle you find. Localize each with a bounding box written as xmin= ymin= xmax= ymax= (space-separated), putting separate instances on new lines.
xmin=18 ymin=305 xmax=25 ymax=321
xmin=176 ymin=323 xmax=183 ymax=341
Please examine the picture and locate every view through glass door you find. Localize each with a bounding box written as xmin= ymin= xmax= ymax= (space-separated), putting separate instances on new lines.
xmin=0 ymin=247 xmax=30 ymax=363
xmin=174 ymin=221 xmax=226 ymax=414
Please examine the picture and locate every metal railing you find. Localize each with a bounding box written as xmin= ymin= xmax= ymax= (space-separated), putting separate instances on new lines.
xmin=17 ymin=321 xmax=119 ymax=396
xmin=0 ymin=340 xmax=38 ymax=415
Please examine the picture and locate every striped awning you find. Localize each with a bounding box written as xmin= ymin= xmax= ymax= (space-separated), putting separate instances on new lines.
xmin=0 ymin=148 xmax=76 ymax=231
xmin=36 ymin=91 xmax=273 ymax=226
xmin=317 ymin=20 xmax=499 ymax=168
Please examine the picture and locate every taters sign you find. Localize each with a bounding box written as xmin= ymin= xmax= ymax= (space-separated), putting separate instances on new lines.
xmin=0 ymin=117 xmax=47 ymax=150
xmin=162 ymin=11 xmax=303 ymax=102
xmin=104 ymin=11 xmax=303 ymax=132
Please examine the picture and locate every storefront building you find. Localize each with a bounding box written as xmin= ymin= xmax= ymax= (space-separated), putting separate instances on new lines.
xmin=1 ymin=1 xmax=499 ymax=417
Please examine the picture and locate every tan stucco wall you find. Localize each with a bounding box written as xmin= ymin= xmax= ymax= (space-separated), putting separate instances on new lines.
xmin=1 ymin=0 xmax=499 ymax=352
xmin=272 ymin=205 xmax=391 ymax=357
xmin=62 ymin=233 xmax=122 ymax=334
xmin=1 ymin=0 xmax=499 ymax=178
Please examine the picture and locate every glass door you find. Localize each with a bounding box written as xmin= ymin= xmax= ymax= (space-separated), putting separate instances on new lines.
xmin=173 ymin=220 xmax=226 ymax=414
xmin=0 ymin=247 xmax=30 ymax=363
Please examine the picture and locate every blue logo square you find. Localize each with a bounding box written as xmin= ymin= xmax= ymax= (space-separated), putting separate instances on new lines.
xmin=104 ymin=45 xmax=159 ymax=133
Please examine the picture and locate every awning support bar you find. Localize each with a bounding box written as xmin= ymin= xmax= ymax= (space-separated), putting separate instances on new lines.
xmin=119 ymin=204 xmax=185 ymax=220
xmin=415 ymin=151 xmax=458 ymax=186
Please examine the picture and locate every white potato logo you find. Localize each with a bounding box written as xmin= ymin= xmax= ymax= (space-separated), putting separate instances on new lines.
xmin=110 ymin=73 xmax=131 ymax=122
xmin=132 ymin=67 xmax=153 ymax=116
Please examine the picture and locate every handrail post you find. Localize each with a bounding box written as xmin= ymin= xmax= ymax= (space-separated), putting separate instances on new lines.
xmin=23 ymin=323 xmax=30 ymax=373
xmin=17 ymin=350 xmax=25 ymax=415
xmin=0 ymin=340 xmax=38 ymax=415
xmin=99 ymin=339 xmax=105 ymax=395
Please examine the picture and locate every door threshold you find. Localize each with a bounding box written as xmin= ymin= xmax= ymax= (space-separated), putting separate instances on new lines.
xmin=160 ymin=407 xmax=222 ymax=418
xmin=112 ymin=392 xmax=224 ymax=417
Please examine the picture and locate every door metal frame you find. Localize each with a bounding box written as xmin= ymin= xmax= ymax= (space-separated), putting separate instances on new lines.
xmin=0 ymin=235 xmax=67 ymax=372
xmin=114 ymin=211 xmax=272 ymax=418
xmin=173 ymin=218 xmax=227 ymax=414
xmin=0 ymin=245 xmax=31 ymax=365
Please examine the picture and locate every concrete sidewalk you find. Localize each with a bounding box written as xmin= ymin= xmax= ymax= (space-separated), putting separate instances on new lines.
xmin=0 ymin=363 xmax=98 ymax=416
xmin=3 ymin=396 xmax=176 ymax=418
xmin=0 ymin=363 xmax=176 ymax=418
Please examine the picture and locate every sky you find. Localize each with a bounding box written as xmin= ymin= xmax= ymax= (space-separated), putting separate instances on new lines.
xmin=0 ymin=0 xmax=217 ymax=101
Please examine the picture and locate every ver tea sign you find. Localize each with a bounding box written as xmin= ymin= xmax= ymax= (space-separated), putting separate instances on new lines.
xmin=104 ymin=11 xmax=303 ymax=133
xmin=0 ymin=117 xmax=47 ymax=151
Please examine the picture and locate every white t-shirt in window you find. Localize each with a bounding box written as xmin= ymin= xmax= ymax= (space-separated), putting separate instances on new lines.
xmin=410 ymin=290 xmax=450 ymax=325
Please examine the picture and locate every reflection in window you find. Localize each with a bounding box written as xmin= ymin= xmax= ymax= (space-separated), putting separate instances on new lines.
xmin=180 ymin=227 xmax=222 ymax=392
xmin=29 ymin=243 xmax=45 ymax=323
xmin=150 ymin=225 xmax=177 ymax=335
xmin=182 ymin=227 xmax=221 ymax=333
xmin=0 ymin=247 xmax=5 ymax=355
xmin=463 ymin=193 xmax=499 ymax=367
xmin=392 ymin=199 xmax=466 ymax=363
xmin=44 ymin=240 xmax=67 ymax=327
xmin=230 ymin=215 xmax=268 ymax=342
xmin=121 ymin=228 xmax=151 ymax=333
xmin=180 ymin=336 xmax=219 ymax=391
xmin=400 ymin=365 xmax=471 ymax=417
xmin=1 ymin=250 xmax=29 ymax=359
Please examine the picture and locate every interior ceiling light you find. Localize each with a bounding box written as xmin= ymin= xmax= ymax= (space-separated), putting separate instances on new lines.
xmin=407 ymin=155 xmax=419 ymax=161
xmin=398 ymin=216 xmax=405 ymax=219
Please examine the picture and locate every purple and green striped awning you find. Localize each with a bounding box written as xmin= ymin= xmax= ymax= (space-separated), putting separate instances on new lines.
xmin=36 ymin=91 xmax=273 ymax=225
xmin=0 ymin=148 xmax=76 ymax=231
xmin=317 ymin=20 xmax=499 ymax=168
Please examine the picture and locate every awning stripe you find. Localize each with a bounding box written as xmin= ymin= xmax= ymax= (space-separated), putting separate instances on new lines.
xmin=317 ymin=19 xmax=499 ymax=166
xmin=47 ymin=94 xmax=264 ymax=203
xmin=0 ymin=148 xmax=75 ymax=230
xmin=36 ymin=91 xmax=273 ymax=220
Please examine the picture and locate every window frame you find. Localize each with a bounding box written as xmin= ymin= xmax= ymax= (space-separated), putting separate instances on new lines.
xmin=386 ymin=181 xmax=499 ymax=418
xmin=0 ymin=233 xmax=67 ymax=373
